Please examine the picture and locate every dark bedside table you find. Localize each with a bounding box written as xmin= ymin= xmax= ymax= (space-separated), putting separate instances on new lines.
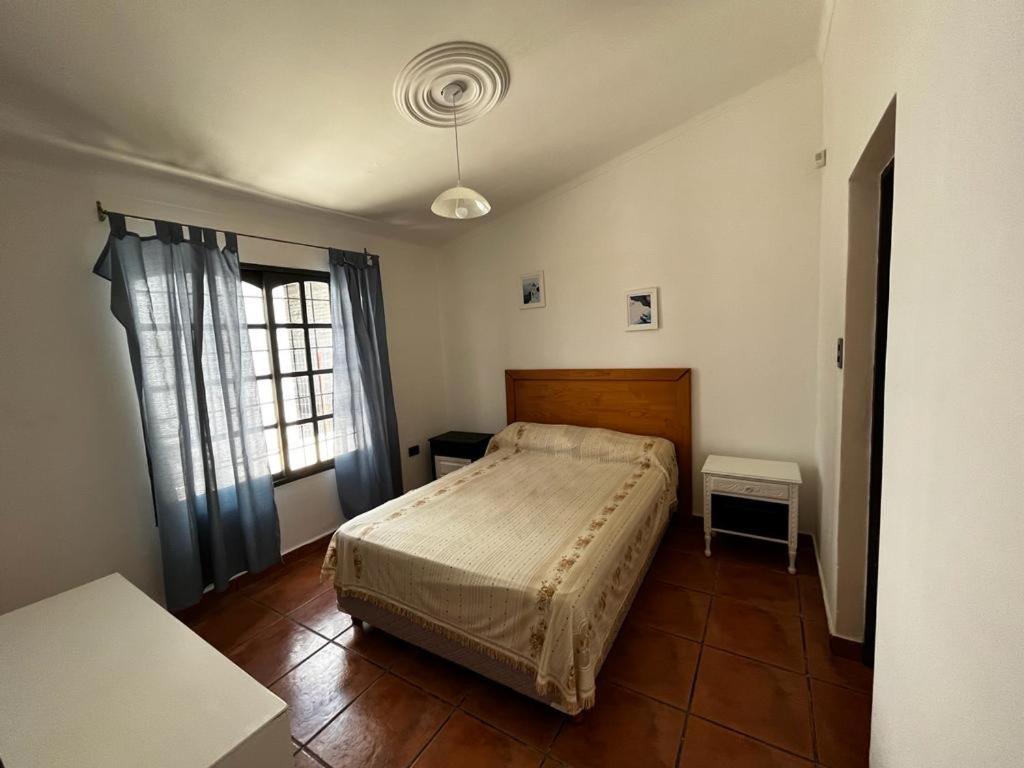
xmin=428 ymin=431 xmax=494 ymax=480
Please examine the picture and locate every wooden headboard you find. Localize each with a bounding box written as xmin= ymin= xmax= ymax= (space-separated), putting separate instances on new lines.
xmin=504 ymin=368 xmax=692 ymax=512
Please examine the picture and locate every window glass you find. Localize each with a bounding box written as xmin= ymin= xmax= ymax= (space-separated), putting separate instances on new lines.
xmin=286 ymin=423 xmax=318 ymax=470
xmin=276 ymin=328 xmax=308 ymax=373
xmin=281 ymin=376 xmax=313 ymax=422
xmin=310 ymin=328 xmax=332 ymax=370
xmin=313 ymin=373 xmax=332 ymax=417
xmin=249 ymin=328 xmax=272 ymax=376
xmin=242 ymin=269 xmax=343 ymax=484
xmin=316 ymin=417 xmax=334 ymax=462
xmin=242 ymin=277 xmax=282 ymax=474
xmin=272 ymin=282 xmax=304 ymax=324
xmin=242 ymin=281 xmax=266 ymax=324
xmin=305 ymin=281 xmax=331 ymax=324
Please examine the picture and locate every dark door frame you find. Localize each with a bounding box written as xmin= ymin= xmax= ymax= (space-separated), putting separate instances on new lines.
xmin=863 ymin=158 xmax=894 ymax=666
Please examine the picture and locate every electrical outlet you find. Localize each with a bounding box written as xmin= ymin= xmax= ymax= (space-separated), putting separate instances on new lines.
xmin=408 ymin=444 xmax=420 ymax=457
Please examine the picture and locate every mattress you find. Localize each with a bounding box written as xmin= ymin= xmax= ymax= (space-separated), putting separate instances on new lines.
xmin=321 ymin=421 xmax=678 ymax=713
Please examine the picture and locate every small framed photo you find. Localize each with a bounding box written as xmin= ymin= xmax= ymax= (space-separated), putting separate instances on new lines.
xmin=520 ymin=271 xmax=546 ymax=309
xmin=625 ymin=287 xmax=659 ymax=330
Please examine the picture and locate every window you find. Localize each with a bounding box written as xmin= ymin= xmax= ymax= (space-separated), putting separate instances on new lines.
xmin=241 ymin=265 xmax=338 ymax=484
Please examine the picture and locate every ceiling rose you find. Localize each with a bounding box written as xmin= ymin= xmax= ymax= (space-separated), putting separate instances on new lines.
xmin=394 ymin=41 xmax=510 ymax=128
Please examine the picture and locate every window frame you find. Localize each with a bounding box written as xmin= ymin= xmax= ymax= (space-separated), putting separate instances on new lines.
xmin=241 ymin=263 xmax=335 ymax=486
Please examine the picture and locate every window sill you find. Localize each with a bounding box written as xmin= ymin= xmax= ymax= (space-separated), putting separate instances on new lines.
xmin=273 ymin=461 xmax=334 ymax=487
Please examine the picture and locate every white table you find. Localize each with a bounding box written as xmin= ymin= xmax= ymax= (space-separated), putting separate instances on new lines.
xmin=701 ymin=455 xmax=803 ymax=573
xmin=0 ymin=574 xmax=291 ymax=768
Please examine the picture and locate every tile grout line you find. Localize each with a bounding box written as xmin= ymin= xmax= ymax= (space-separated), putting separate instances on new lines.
xmin=248 ymin=621 xmax=376 ymax=755
xmin=649 ymin=574 xmax=806 ymax=620
xmin=629 ymin=612 xmax=708 ymax=645
xmin=803 ymin=619 xmax=821 ymax=765
xmin=601 ymin=678 xmax=687 ymax=714
xmin=701 ymin=637 xmax=808 ymax=677
xmin=546 ymin=718 xmax=568 ymax=764
xmin=800 ymin=618 xmax=875 ymax=695
xmin=598 ymin=677 xmax=693 ymax=714
xmin=296 ymin=662 xmax=387 ymax=752
xmin=675 ymin=557 xmax=718 ymax=766
xmin=297 ymin=744 xmax=333 ymax=768
xmin=403 ymin=704 xmax=458 ymax=768
xmin=796 ymin=571 xmax=821 ymax=764
xmin=300 ymin=640 xmax=446 ymax=761
xmin=212 ymin=580 xmax=335 ymax=656
xmin=701 ymin=630 xmax=873 ymax=693
xmin=684 ymin=714 xmax=822 ymax=765
xmin=454 ymin=683 xmax=563 ymax=756
xmin=296 ymin=664 xmax=452 ymax=768
xmin=454 ymin=708 xmax=551 ymax=760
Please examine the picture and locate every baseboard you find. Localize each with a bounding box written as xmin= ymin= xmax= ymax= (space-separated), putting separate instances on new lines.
xmin=808 ymin=532 xmax=836 ymax=633
xmin=174 ymin=528 xmax=337 ymax=623
xmin=829 ymin=634 xmax=864 ymax=661
xmin=807 ymin=532 xmax=867 ymax=658
xmin=282 ymin=527 xmax=337 ymax=561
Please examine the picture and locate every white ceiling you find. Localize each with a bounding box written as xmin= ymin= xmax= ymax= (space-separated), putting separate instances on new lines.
xmin=0 ymin=0 xmax=822 ymax=243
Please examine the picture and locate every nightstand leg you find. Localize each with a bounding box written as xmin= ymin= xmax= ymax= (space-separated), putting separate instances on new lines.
xmin=787 ymin=492 xmax=799 ymax=574
xmin=703 ymin=485 xmax=712 ymax=558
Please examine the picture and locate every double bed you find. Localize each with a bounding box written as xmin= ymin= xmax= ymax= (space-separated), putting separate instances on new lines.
xmin=321 ymin=368 xmax=692 ymax=713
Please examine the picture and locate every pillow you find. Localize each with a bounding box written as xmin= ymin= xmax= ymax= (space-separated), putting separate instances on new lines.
xmin=486 ymin=421 xmax=677 ymax=481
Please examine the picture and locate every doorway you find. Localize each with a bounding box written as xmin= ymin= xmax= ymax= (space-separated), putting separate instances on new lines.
xmin=833 ymin=97 xmax=895 ymax=648
xmin=863 ymin=159 xmax=894 ymax=666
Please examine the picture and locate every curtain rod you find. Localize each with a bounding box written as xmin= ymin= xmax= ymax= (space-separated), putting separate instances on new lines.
xmin=96 ymin=200 xmax=372 ymax=255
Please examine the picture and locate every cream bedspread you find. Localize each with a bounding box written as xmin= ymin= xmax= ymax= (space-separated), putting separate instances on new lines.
xmin=321 ymin=422 xmax=678 ymax=713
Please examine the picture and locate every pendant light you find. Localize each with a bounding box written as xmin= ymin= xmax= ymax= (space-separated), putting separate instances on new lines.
xmin=431 ymin=82 xmax=491 ymax=220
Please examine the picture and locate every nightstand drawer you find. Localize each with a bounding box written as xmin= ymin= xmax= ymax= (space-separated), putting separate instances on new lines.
xmin=708 ymin=475 xmax=790 ymax=501
xmin=434 ymin=455 xmax=472 ymax=478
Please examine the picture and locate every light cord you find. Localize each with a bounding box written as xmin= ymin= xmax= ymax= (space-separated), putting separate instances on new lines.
xmin=450 ymin=90 xmax=462 ymax=186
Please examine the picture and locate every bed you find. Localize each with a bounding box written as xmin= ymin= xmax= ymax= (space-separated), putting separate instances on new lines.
xmin=321 ymin=368 xmax=692 ymax=713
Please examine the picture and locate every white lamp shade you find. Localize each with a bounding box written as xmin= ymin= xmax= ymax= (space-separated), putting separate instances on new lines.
xmin=430 ymin=186 xmax=491 ymax=219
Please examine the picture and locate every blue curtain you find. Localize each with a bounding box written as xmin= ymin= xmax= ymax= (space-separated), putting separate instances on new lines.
xmin=95 ymin=215 xmax=280 ymax=611
xmin=328 ymin=249 xmax=403 ymax=518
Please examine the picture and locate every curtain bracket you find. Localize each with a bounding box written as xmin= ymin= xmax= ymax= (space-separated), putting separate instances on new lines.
xmin=96 ymin=200 xmax=107 ymax=222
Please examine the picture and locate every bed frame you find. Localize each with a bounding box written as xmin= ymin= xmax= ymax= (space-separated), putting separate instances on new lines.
xmin=340 ymin=367 xmax=692 ymax=710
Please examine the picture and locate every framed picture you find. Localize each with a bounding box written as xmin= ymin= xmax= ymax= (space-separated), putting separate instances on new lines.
xmin=520 ymin=271 xmax=546 ymax=309
xmin=625 ymin=287 xmax=659 ymax=330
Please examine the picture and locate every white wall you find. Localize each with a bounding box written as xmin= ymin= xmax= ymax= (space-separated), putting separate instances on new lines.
xmin=0 ymin=144 xmax=448 ymax=613
xmin=816 ymin=1 xmax=1024 ymax=764
xmin=438 ymin=61 xmax=823 ymax=523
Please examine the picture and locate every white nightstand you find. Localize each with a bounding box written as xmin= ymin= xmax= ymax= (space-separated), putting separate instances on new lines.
xmin=701 ymin=455 xmax=802 ymax=574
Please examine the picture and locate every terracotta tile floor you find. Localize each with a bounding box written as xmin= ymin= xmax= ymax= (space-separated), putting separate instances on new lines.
xmin=182 ymin=520 xmax=872 ymax=767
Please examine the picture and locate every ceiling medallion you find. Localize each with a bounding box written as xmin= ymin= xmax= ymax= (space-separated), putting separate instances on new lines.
xmin=394 ymin=41 xmax=510 ymax=128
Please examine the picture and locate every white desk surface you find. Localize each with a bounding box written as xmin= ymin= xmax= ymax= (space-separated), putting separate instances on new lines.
xmin=701 ymin=454 xmax=802 ymax=484
xmin=0 ymin=574 xmax=289 ymax=768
